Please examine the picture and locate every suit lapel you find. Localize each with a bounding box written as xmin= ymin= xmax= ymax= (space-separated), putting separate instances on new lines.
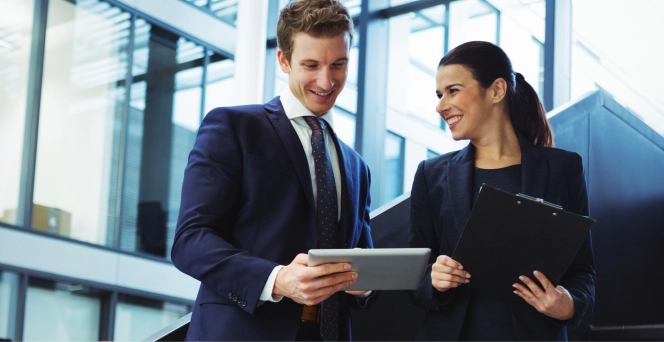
xmin=264 ymin=97 xmax=315 ymax=210
xmin=519 ymin=136 xmax=548 ymax=199
xmin=448 ymin=143 xmax=475 ymax=244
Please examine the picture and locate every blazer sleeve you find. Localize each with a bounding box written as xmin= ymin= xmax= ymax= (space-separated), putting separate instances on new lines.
xmin=408 ymin=160 xmax=457 ymax=310
xmin=171 ymin=108 xmax=278 ymax=315
xmin=556 ymin=153 xmax=596 ymax=328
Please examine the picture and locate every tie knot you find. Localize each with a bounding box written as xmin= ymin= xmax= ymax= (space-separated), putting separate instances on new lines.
xmin=304 ymin=116 xmax=325 ymax=131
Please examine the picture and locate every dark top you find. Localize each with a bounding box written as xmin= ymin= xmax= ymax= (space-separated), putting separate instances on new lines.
xmin=459 ymin=164 xmax=522 ymax=341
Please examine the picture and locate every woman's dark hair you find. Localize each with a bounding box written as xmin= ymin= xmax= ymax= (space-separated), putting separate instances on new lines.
xmin=438 ymin=41 xmax=553 ymax=147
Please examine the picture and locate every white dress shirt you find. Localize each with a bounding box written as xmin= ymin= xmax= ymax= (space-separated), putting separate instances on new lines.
xmin=259 ymin=87 xmax=343 ymax=303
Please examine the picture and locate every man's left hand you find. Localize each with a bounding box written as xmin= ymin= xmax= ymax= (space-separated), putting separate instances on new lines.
xmin=512 ymin=270 xmax=575 ymax=320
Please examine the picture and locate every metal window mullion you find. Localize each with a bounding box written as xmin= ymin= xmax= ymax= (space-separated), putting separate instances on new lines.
xmin=18 ymin=0 xmax=49 ymax=229
xmin=200 ymin=48 xmax=209 ymax=122
xmin=100 ymin=291 xmax=118 ymax=341
xmin=13 ymin=273 xmax=28 ymax=341
xmin=115 ymin=13 xmax=137 ymax=251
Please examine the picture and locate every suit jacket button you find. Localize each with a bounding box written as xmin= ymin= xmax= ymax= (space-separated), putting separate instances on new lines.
xmin=240 ymin=300 xmax=247 ymax=307
xmin=228 ymin=292 xmax=233 ymax=300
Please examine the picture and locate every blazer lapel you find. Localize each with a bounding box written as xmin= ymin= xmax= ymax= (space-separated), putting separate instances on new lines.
xmin=447 ymin=143 xmax=475 ymax=244
xmin=519 ymin=136 xmax=548 ymax=199
xmin=264 ymin=97 xmax=315 ymax=210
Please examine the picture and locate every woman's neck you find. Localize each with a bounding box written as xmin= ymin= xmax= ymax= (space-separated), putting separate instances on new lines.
xmin=472 ymin=120 xmax=521 ymax=169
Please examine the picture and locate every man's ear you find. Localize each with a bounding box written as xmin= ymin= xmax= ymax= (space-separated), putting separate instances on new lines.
xmin=277 ymin=49 xmax=291 ymax=74
xmin=490 ymin=77 xmax=507 ymax=103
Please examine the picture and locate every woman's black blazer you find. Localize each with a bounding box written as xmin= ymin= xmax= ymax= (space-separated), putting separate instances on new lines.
xmin=409 ymin=136 xmax=596 ymax=341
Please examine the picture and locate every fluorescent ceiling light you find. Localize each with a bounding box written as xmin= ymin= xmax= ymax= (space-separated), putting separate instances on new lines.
xmin=0 ymin=39 xmax=15 ymax=49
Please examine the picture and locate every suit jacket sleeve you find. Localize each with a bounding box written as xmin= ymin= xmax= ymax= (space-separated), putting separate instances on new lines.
xmin=171 ymin=108 xmax=278 ymax=315
xmin=408 ymin=160 xmax=457 ymax=310
xmin=556 ymin=152 xmax=596 ymax=328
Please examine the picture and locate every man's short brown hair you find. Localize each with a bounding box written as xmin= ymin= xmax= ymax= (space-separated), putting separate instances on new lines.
xmin=277 ymin=0 xmax=354 ymax=62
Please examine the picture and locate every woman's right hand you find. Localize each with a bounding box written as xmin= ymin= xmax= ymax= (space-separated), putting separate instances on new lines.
xmin=431 ymin=255 xmax=471 ymax=292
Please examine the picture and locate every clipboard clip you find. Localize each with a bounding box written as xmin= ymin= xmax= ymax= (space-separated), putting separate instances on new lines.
xmin=516 ymin=193 xmax=563 ymax=210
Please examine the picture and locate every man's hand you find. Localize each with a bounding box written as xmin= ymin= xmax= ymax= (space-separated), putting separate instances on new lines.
xmin=431 ymin=255 xmax=471 ymax=292
xmin=273 ymin=254 xmax=357 ymax=306
xmin=512 ymin=270 xmax=575 ymax=320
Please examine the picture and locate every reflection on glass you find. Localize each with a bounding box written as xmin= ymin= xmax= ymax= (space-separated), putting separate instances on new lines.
xmin=382 ymin=132 xmax=405 ymax=206
xmin=32 ymin=0 xmax=130 ymax=246
xmin=0 ymin=0 xmax=34 ymax=226
xmin=204 ymin=52 xmax=235 ymax=112
xmin=114 ymin=294 xmax=190 ymax=341
xmin=119 ymin=20 xmax=205 ymax=259
xmin=0 ymin=271 xmax=19 ymax=341
xmin=387 ymin=5 xmax=445 ymax=126
xmin=23 ymin=278 xmax=103 ymax=342
xmin=334 ymin=106 xmax=356 ymax=148
xmin=487 ymin=0 xmax=545 ymax=98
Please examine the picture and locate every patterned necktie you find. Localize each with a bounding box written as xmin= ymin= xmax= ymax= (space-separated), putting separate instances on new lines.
xmin=303 ymin=116 xmax=339 ymax=341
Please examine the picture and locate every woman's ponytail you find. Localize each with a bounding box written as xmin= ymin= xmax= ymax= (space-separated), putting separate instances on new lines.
xmin=509 ymin=72 xmax=553 ymax=147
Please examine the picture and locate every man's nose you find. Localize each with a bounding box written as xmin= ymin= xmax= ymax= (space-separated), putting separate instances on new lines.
xmin=316 ymin=67 xmax=334 ymax=90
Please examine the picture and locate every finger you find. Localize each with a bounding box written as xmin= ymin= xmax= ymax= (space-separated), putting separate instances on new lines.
xmin=432 ymin=263 xmax=471 ymax=279
xmin=295 ymin=253 xmax=309 ymax=265
xmin=519 ymin=275 xmax=544 ymax=297
xmin=436 ymin=255 xmax=464 ymax=270
xmin=310 ymin=262 xmax=352 ymax=278
xmin=513 ymin=283 xmax=541 ymax=306
xmin=308 ymin=275 xmax=357 ymax=299
xmin=432 ymin=271 xmax=469 ymax=285
xmin=533 ymin=270 xmax=554 ymax=292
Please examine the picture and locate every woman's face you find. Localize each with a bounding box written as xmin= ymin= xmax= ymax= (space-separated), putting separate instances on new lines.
xmin=435 ymin=64 xmax=494 ymax=141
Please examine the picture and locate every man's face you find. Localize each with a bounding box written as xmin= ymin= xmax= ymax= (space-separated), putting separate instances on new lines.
xmin=277 ymin=32 xmax=350 ymax=116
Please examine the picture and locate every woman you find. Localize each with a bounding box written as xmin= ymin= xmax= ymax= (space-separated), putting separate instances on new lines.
xmin=408 ymin=41 xmax=595 ymax=341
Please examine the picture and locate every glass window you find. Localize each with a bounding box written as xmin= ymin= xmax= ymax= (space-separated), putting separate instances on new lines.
xmin=119 ymin=20 xmax=205 ymax=258
xmin=381 ymin=132 xmax=405 ymax=206
xmin=487 ymin=0 xmax=545 ymax=98
xmin=427 ymin=149 xmax=439 ymax=159
xmin=386 ymin=5 xmax=445 ymax=128
xmin=571 ymin=0 xmax=664 ymax=134
xmin=23 ymin=278 xmax=104 ymax=341
xmin=114 ymin=294 xmax=191 ymax=341
xmin=0 ymin=0 xmax=34 ymax=226
xmin=0 ymin=271 xmax=19 ymax=341
xmin=204 ymin=52 xmax=235 ymax=113
xmin=32 ymin=0 xmax=130 ymax=246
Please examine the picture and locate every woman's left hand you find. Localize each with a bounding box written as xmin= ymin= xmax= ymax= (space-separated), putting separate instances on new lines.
xmin=512 ymin=270 xmax=575 ymax=320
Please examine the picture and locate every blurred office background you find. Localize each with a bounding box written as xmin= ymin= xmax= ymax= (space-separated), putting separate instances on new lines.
xmin=1 ymin=0 xmax=663 ymax=340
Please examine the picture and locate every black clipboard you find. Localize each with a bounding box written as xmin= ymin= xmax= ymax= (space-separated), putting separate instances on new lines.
xmin=451 ymin=184 xmax=595 ymax=297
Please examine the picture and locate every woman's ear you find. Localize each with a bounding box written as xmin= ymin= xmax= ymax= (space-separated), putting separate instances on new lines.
xmin=490 ymin=78 xmax=507 ymax=103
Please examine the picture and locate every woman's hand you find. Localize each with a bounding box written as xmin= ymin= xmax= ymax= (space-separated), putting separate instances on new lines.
xmin=431 ymin=255 xmax=471 ymax=292
xmin=513 ymin=270 xmax=575 ymax=320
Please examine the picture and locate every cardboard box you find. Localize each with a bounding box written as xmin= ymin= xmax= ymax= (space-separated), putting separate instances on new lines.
xmin=2 ymin=205 xmax=71 ymax=236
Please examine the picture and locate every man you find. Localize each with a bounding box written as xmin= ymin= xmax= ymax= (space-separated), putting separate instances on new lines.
xmin=171 ymin=0 xmax=375 ymax=340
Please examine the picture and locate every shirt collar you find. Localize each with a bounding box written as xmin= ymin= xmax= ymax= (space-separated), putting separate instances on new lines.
xmin=279 ymin=87 xmax=335 ymax=129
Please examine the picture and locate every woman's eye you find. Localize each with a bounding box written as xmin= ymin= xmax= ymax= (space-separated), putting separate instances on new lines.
xmin=450 ymin=88 xmax=459 ymax=94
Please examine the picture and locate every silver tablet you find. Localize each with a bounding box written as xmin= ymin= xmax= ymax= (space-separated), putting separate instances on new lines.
xmin=307 ymin=248 xmax=431 ymax=291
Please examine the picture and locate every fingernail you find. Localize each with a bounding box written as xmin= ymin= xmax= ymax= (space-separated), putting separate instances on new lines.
xmin=519 ymin=276 xmax=525 ymax=281
xmin=458 ymin=266 xmax=463 ymax=270
xmin=533 ymin=270 xmax=539 ymax=276
xmin=344 ymin=264 xmax=351 ymax=270
xmin=513 ymin=291 xmax=518 ymax=294
xmin=465 ymin=279 xmax=470 ymax=283
xmin=351 ymin=273 xmax=357 ymax=280
xmin=512 ymin=284 xmax=518 ymax=288
xmin=466 ymin=273 xmax=471 ymax=278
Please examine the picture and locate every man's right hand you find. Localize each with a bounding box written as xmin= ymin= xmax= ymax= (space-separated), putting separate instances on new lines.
xmin=273 ymin=254 xmax=356 ymax=306
xmin=431 ymin=255 xmax=471 ymax=292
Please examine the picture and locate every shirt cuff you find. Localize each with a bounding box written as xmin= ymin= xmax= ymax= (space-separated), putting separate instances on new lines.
xmin=259 ymin=265 xmax=285 ymax=303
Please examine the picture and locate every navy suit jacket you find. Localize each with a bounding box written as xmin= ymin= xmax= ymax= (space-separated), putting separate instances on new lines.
xmin=172 ymin=97 xmax=374 ymax=341
xmin=409 ymin=136 xmax=596 ymax=341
